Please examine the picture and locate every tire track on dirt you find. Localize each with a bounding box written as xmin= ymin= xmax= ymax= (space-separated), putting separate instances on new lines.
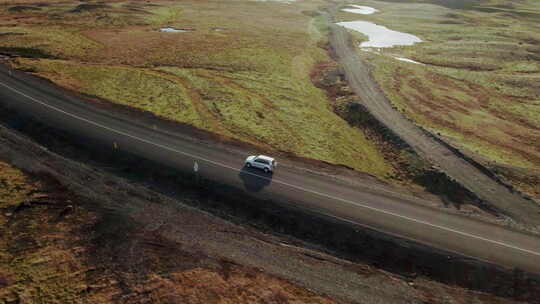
xmin=328 ymin=23 xmax=540 ymax=226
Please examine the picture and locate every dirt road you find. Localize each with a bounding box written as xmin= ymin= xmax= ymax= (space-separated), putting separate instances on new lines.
xmin=329 ymin=23 xmax=540 ymax=225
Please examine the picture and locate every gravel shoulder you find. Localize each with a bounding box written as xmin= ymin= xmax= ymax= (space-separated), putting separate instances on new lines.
xmin=0 ymin=114 xmax=525 ymax=304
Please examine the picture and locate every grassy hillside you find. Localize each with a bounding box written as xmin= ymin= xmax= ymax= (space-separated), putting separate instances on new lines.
xmin=337 ymin=0 xmax=540 ymax=199
xmin=1 ymin=0 xmax=395 ymax=179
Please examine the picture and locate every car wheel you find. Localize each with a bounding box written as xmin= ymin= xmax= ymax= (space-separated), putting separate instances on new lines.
xmin=264 ymin=167 xmax=269 ymax=173
xmin=246 ymin=163 xmax=251 ymax=168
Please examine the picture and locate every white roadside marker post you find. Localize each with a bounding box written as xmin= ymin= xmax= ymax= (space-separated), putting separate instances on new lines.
xmin=194 ymin=160 xmax=199 ymax=184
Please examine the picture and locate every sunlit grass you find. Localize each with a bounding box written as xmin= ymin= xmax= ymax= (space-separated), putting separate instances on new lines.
xmin=17 ymin=57 xmax=393 ymax=177
xmin=0 ymin=25 xmax=102 ymax=59
xmin=145 ymin=6 xmax=183 ymax=26
xmin=2 ymin=0 xmax=397 ymax=179
xmin=17 ymin=58 xmax=200 ymax=124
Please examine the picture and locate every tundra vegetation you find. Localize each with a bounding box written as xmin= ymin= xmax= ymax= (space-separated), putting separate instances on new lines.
xmin=0 ymin=0 xmax=395 ymax=180
xmin=0 ymin=160 xmax=338 ymax=303
xmin=337 ymin=0 xmax=540 ymax=200
xmin=0 ymin=128 xmax=525 ymax=303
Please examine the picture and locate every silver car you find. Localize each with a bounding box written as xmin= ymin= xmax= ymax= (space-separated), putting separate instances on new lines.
xmin=244 ymin=155 xmax=277 ymax=173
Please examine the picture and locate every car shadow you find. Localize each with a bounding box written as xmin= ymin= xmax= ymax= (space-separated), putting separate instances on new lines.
xmin=238 ymin=166 xmax=272 ymax=192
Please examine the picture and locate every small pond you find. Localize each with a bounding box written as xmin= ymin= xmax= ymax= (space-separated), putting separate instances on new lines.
xmin=159 ymin=27 xmax=190 ymax=33
xmin=394 ymin=57 xmax=422 ymax=64
xmin=336 ymin=20 xmax=422 ymax=48
xmin=341 ymin=5 xmax=378 ymax=15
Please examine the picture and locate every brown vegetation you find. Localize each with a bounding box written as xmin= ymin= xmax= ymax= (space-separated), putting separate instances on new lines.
xmin=0 ymin=159 xmax=336 ymax=303
xmin=0 ymin=109 xmax=529 ymax=304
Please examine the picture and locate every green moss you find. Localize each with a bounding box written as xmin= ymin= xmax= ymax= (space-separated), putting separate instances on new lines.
xmin=145 ymin=6 xmax=183 ymax=26
xmin=0 ymin=26 xmax=102 ymax=60
xmin=180 ymin=65 xmax=394 ymax=176
xmin=506 ymin=62 xmax=540 ymax=73
xmin=20 ymin=59 xmax=200 ymax=125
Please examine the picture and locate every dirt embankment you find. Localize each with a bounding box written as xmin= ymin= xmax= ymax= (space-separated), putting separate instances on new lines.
xmin=310 ymin=56 xmax=492 ymax=215
xmin=0 ymin=169 xmax=336 ymax=304
xmin=0 ymin=102 xmax=537 ymax=303
xmin=327 ymin=21 xmax=540 ymax=226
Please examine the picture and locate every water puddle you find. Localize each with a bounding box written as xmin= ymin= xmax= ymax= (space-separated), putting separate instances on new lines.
xmin=360 ymin=47 xmax=422 ymax=64
xmin=159 ymin=27 xmax=191 ymax=33
xmin=393 ymin=56 xmax=423 ymax=65
xmin=341 ymin=5 xmax=378 ymax=15
xmin=337 ymin=21 xmax=421 ymax=48
xmin=338 ymin=7 xmax=423 ymax=65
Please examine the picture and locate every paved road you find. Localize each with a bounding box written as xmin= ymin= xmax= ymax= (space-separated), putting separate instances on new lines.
xmin=329 ymin=24 xmax=540 ymax=225
xmin=0 ymin=65 xmax=540 ymax=274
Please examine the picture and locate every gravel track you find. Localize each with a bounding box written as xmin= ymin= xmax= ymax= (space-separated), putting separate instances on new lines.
xmin=328 ymin=23 xmax=540 ymax=226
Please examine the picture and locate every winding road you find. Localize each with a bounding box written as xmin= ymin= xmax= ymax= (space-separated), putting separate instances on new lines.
xmin=329 ymin=23 xmax=540 ymax=225
xmin=0 ymin=63 xmax=540 ymax=275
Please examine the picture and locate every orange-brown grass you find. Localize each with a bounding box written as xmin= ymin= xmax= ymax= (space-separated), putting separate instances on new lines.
xmin=0 ymin=161 xmax=42 ymax=213
xmin=0 ymin=160 xmax=336 ymax=303
xmin=135 ymin=267 xmax=334 ymax=303
xmin=376 ymin=61 xmax=540 ymax=169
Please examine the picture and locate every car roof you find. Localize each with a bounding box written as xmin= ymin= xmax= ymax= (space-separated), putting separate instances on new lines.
xmin=257 ymin=155 xmax=275 ymax=162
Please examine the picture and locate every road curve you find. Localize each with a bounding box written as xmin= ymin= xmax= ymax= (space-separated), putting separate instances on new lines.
xmin=329 ymin=24 xmax=540 ymax=225
xmin=0 ymin=65 xmax=540 ymax=274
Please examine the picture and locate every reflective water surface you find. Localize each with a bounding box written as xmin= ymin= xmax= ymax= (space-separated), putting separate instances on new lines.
xmin=336 ymin=20 xmax=422 ymax=48
xmin=341 ymin=5 xmax=378 ymax=15
xmin=159 ymin=27 xmax=189 ymax=33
